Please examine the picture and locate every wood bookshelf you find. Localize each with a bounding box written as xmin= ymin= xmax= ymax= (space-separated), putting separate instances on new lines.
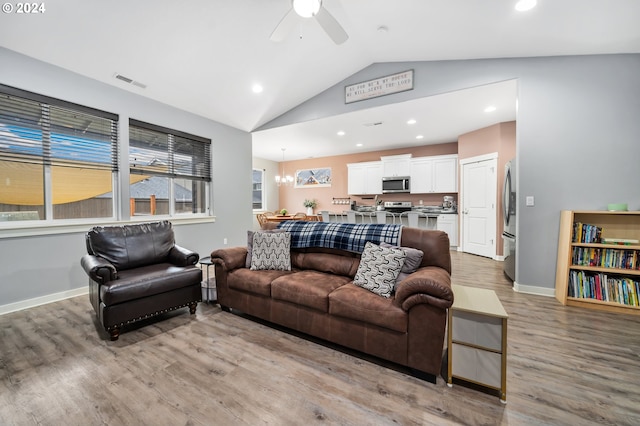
xmin=555 ymin=210 xmax=640 ymax=316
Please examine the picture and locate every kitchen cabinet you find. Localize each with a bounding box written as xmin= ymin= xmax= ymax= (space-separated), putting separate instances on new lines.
xmin=437 ymin=214 xmax=458 ymax=247
xmin=381 ymin=154 xmax=411 ymax=177
xmin=347 ymin=161 xmax=382 ymax=195
xmin=409 ymin=154 xmax=458 ymax=193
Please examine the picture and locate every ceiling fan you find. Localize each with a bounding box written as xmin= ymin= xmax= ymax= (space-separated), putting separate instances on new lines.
xmin=270 ymin=0 xmax=349 ymax=45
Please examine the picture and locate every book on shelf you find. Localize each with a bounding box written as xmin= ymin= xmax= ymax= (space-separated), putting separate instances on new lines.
xmin=571 ymin=246 xmax=639 ymax=269
xmin=602 ymin=237 xmax=640 ymax=245
xmin=572 ymin=222 xmax=603 ymax=243
xmin=568 ymin=270 xmax=640 ymax=306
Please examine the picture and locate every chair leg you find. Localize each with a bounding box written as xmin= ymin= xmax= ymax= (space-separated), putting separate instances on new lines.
xmin=189 ymin=301 xmax=197 ymax=314
xmin=108 ymin=327 xmax=120 ymax=341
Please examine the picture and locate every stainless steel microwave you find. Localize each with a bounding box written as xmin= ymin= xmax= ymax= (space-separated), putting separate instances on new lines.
xmin=382 ymin=176 xmax=410 ymax=193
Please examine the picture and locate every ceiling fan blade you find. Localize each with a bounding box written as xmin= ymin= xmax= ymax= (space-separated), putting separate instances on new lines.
xmin=315 ymin=6 xmax=348 ymax=45
xmin=270 ymin=8 xmax=298 ymax=42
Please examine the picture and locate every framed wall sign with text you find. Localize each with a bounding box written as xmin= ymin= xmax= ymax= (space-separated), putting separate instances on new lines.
xmin=345 ymin=70 xmax=414 ymax=104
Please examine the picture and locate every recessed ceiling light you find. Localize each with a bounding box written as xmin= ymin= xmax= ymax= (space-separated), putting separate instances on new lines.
xmin=407 ymin=119 xmax=417 ymax=125
xmin=337 ymin=130 xmax=345 ymax=136
xmin=356 ymin=143 xmax=363 ymax=147
xmin=416 ymin=135 xmax=424 ymax=140
xmin=252 ymin=84 xmax=263 ymax=94
xmin=515 ymin=0 xmax=537 ymax=12
xmin=484 ymin=106 xmax=497 ymax=113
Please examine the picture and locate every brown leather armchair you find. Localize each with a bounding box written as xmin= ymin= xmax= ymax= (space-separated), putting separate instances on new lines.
xmin=81 ymin=221 xmax=202 ymax=340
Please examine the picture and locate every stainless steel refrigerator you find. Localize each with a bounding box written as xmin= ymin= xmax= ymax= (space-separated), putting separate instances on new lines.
xmin=502 ymin=158 xmax=516 ymax=281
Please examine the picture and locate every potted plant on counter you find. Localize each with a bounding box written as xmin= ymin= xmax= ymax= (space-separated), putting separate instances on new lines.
xmin=303 ymin=199 xmax=317 ymax=216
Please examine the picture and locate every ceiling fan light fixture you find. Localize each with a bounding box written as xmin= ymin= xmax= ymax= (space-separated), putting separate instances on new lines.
xmin=293 ymin=0 xmax=321 ymax=18
xmin=515 ymin=0 xmax=537 ymax=12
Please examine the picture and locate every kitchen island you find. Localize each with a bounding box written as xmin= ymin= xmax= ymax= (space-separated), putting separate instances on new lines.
xmin=318 ymin=209 xmax=458 ymax=247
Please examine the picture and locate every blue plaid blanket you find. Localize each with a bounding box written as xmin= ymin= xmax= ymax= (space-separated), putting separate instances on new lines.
xmin=277 ymin=221 xmax=402 ymax=253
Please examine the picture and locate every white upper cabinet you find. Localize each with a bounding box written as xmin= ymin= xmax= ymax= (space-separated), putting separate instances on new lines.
xmin=381 ymin=154 xmax=412 ymax=177
xmin=347 ymin=161 xmax=382 ymax=195
xmin=410 ymin=154 xmax=458 ymax=193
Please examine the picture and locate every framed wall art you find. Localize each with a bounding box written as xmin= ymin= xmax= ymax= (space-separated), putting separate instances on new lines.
xmin=295 ymin=167 xmax=331 ymax=188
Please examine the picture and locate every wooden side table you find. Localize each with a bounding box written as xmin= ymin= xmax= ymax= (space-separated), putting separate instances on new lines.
xmin=447 ymin=284 xmax=508 ymax=403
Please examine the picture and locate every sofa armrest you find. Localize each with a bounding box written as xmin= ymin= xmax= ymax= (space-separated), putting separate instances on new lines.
xmin=211 ymin=246 xmax=248 ymax=271
xmin=168 ymin=244 xmax=199 ymax=266
xmin=80 ymin=254 xmax=117 ymax=284
xmin=394 ymin=266 xmax=453 ymax=311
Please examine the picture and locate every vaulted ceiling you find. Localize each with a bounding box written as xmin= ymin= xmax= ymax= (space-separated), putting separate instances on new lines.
xmin=1 ymin=1 xmax=639 ymax=161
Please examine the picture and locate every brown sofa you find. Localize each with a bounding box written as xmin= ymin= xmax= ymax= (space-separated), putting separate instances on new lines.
xmin=210 ymin=222 xmax=453 ymax=382
xmin=81 ymin=221 xmax=202 ymax=340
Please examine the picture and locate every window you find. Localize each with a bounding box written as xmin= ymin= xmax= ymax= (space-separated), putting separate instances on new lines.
xmin=252 ymin=168 xmax=264 ymax=210
xmin=129 ymin=120 xmax=211 ymax=217
xmin=0 ymin=85 xmax=118 ymax=222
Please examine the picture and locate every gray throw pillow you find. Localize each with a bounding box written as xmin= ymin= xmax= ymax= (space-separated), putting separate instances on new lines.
xmin=380 ymin=242 xmax=424 ymax=284
xmin=246 ymin=229 xmax=286 ymax=268
xmin=353 ymin=241 xmax=406 ymax=298
xmin=250 ymin=231 xmax=292 ymax=271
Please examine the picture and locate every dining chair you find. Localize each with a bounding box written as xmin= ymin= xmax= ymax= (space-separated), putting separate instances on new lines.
xmin=256 ymin=213 xmax=268 ymax=226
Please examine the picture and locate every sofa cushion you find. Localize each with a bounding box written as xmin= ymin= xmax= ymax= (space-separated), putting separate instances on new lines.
xmin=291 ymin=251 xmax=360 ymax=278
xmin=353 ymin=242 xmax=406 ymax=298
xmin=380 ymin=242 xmax=424 ymax=284
xmin=271 ymin=271 xmax=352 ymax=312
xmin=250 ymin=232 xmax=291 ymax=271
xmin=246 ymin=229 xmax=286 ymax=268
xmin=100 ymin=263 xmax=201 ymax=306
xmin=329 ymin=283 xmax=408 ymax=333
xmin=227 ymin=268 xmax=293 ymax=297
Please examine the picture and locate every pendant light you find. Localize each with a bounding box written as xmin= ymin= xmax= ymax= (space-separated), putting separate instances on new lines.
xmin=275 ymin=148 xmax=294 ymax=186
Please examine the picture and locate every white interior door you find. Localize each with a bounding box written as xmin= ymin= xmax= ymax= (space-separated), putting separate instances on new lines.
xmin=461 ymin=156 xmax=497 ymax=258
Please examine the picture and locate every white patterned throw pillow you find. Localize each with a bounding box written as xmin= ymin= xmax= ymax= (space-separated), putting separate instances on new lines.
xmin=354 ymin=241 xmax=407 ymax=298
xmin=250 ymin=231 xmax=292 ymax=271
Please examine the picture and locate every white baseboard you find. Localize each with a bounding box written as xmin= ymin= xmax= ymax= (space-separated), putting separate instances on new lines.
xmin=0 ymin=287 xmax=88 ymax=316
xmin=513 ymin=281 xmax=555 ymax=297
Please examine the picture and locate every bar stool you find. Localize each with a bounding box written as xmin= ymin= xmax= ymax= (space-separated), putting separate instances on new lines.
xmin=346 ymin=211 xmax=357 ymax=223
xmin=399 ymin=211 xmax=420 ymax=227
xmin=376 ymin=211 xmax=388 ymax=224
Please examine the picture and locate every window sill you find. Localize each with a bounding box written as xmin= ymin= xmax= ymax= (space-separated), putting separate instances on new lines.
xmin=0 ymin=215 xmax=216 ymax=239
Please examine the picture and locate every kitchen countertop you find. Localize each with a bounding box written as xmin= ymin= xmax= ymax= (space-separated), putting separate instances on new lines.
xmin=344 ymin=209 xmax=458 ymax=215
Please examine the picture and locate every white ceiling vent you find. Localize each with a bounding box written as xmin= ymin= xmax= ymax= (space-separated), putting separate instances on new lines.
xmin=114 ymin=73 xmax=147 ymax=89
xmin=363 ymin=121 xmax=383 ymax=127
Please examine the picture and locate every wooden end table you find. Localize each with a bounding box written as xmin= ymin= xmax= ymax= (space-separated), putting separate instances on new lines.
xmin=447 ymin=284 xmax=508 ymax=403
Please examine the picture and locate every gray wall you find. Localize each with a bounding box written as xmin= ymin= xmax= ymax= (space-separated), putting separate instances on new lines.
xmin=0 ymin=47 xmax=253 ymax=308
xmin=260 ymin=54 xmax=640 ymax=290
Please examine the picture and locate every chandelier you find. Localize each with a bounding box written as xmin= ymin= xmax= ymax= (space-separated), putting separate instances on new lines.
xmin=275 ymin=148 xmax=294 ymax=186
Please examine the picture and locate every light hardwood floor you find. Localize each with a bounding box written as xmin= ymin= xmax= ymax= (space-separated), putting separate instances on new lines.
xmin=1 ymin=251 xmax=639 ymax=425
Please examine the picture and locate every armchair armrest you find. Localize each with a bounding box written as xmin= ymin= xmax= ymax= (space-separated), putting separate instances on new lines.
xmin=80 ymin=254 xmax=117 ymax=284
xmin=394 ymin=266 xmax=453 ymax=311
xmin=168 ymin=244 xmax=199 ymax=266
xmin=211 ymin=246 xmax=248 ymax=271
